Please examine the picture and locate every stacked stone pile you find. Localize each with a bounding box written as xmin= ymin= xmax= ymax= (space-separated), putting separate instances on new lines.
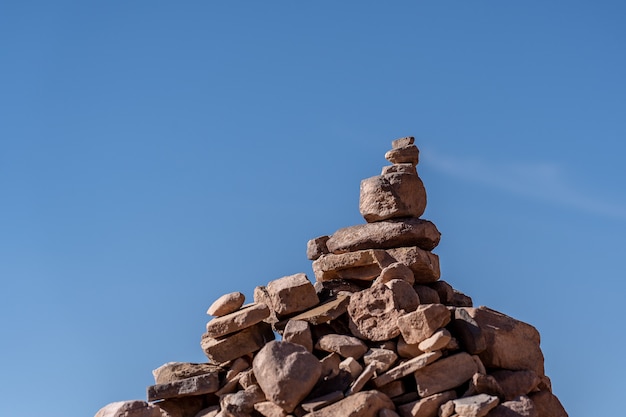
xmin=96 ymin=138 xmax=568 ymax=417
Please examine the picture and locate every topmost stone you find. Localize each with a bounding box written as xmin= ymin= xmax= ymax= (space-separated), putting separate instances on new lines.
xmin=385 ymin=145 xmax=419 ymax=166
xmin=391 ymin=136 xmax=415 ymax=149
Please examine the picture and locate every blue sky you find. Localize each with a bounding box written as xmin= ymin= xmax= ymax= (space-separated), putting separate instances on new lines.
xmin=1 ymin=2 xmax=624 ymax=416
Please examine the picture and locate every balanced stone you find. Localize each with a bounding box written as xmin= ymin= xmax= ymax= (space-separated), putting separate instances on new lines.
xmin=201 ymin=321 xmax=274 ymax=364
xmin=266 ymin=273 xmax=319 ymax=317
xmin=386 ymin=247 xmax=440 ymax=283
xmin=147 ymin=372 xmax=220 ymax=401
xmin=206 ymin=303 xmax=270 ymax=338
xmin=385 ymin=145 xmax=420 ymax=165
xmin=315 ymin=334 xmax=368 ymax=359
xmin=206 ymin=291 xmax=245 ymax=317
xmin=359 ymin=172 xmax=427 ymax=222
xmin=397 ymin=304 xmax=451 ymax=345
xmin=152 ymin=362 xmax=222 ymax=385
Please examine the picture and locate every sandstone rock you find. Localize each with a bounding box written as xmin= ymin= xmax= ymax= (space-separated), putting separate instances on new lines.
xmin=413 ymin=285 xmax=440 ymax=304
xmin=206 ymin=303 xmax=270 ymax=338
xmin=417 ymin=329 xmax=451 ymax=352
xmin=95 ymin=401 xmax=163 ymax=417
xmin=314 ymin=280 xmax=363 ymax=301
xmin=385 ymin=279 xmax=420 ymax=312
xmin=301 ymin=391 xmax=345 ymax=412
xmin=397 ymin=390 xmax=456 ymax=417
xmin=451 ymin=289 xmax=473 ymax=307
xmin=464 ymin=373 xmax=504 ymax=399
xmin=347 ymin=284 xmax=405 ymax=341
xmin=382 ymin=164 xmax=416 ymax=175
xmin=225 ymin=357 xmax=251 ymax=381
xmin=490 ymin=370 xmax=540 ymax=401
xmin=450 ymin=307 xmax=486 ymax=354
xmin=359 ymin=173 xmax=427 ymax=222
xmin=312 ymin=249 xmax=392 ymax=282
xmin=253 ymin=401 xmax=288 ymax=417
xmin=378 ymin=380 xmax=405 ymax=398
xmin=320 ymin=352 xmax=342 ymax=379
xmin=207 ymin=292 xmax=245 ymax=317
xmin=302 ymin=390 xmax=394 ymax=417
xmin=201 ymin=322 xmax=274 ymax=364
xmin=193 ymin=405 xmax=220 ymax=417
xmin=339 ymin=357 xmax=364 ymax=379
xmin=157 ymin=397 xmax=207 ymax=417
xmin=253 ymin=286 xmax=279 ymax=325
xmin=147 ymin=372 xmax=220 ymax=401
xmin=376 ymin=262 xmax=415 ymax=285
xmin=448 ymin=394 xmax=499 ymax=417
xmin=396 ymin=335 xmax=423 ymax=359
xmin=528 ymin=391 xmax=568 ymax=417
xmin=219 ymin=385 xmax=266 ymax=417
xmin=363 ymin=348 xmax=398 ymax=373
xmin=282 ymin=320 xmax=313 ymax=352
xmin=397 ymin=304 xmax=450 ymax=345
xmin=266 ymin=273 xmax=319 ymax=317
xmin=379 ymin=409 xmax=401 ymax=417
xmin=315 ymin=334 xmax=368 ymax=359
xmin=386 ymin=247 xmax=440 ymax=283
xmin=152 ymin=362 xmax=222 ymax=385
xmin=413 ymin=352 xmax=478 ymax=396
xmin=428 ymin=281 xmax=454 ymax=305
xmin=238 ymin=369 xmax=257 ymax=390
xmin=385 ymin=145 xmax=420 ymax=165
xmin=325 ymin=218 xmax=441 ymax=254
xmin=463 ymin=307 xmax=544 ymax=376
xmin=392 ymin=136 xmax=415 ymax=149
xmin=487 ymin=395 xmax=537 ymax=417
xmin=283 ymin=293 xmax=350 ymax=326
xmin=372 ymin=351 xmax=442 ymax=388
xmin=346 ymin=363 xmax=377 ymax=395
xmin=307 ymin=236 xmax=330 ymax=261
xmin=252 ymin=341 xmax=322 ymax=413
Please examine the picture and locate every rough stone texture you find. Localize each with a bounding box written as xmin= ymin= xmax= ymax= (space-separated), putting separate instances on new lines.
xmin=302 ymin=390 xmax=394 ymax=417
xmin=385 ymin=145 xmax=420 ymax=165
xmin=325 ymin=218 xmax=441 ymax=254
xmin=464 ymin=307 xmax=545 ymax=376
xmin=490 ymin=370 xmax=540 ymax=401
xmin=193 ymin=405 xmax=220 ymax=417
xmin=95 ymin=401 xmax=163 ymax=417
xmin=152 ymin=362 xmax=222 ymax=385
xmin=397 ymin=304 xmax=451 ymax=345
xmin=464 ymin=373 xmax=504 ymax=399
xmin=316 ymin=334 xmax=368 ymax=359
xmin=363 ymin=348 xmax=398 ymax=373
xmin=392 ymin=136 xmax=415 ymax=149
xmin=376 ymin=262 xmax=415 ymax=285
xmin=359 ymin=173 xmax=427 ymax=222
xmin=347 ymin=284 xmax=405 ymax=341
xmin=307 ymin=236 xmax=330 ymax=260
xmin=253 ymin=401 xmax=288 ymax=417
xmin=450 ymin=307 xmax=486 ymax=354
xmin=428 ymin=281 xmax=454 ymax=305
xmin=266 ymin=273 xmax=319 ymax=317
xmin=449 ymin=394 xmax=499 ymax=417
xmin=397 ymin=390 xmax=456 ymax=417
xmin=382 ymin=164 xmax=416 ymax=175
xmin=528 ymin=391 xmax=568 ymax=417
xmin=201 ymin=322 xmax=274 ymax=364
xmin=417 ymin=328 xmax=451 ymax=352
xmin=219 ymin=385 xmax=266 ymax=417
xmin=339 ymin=357 xmax=363 ymax=379
xmin=379 ymin=409 xmax=401 ymax=417
xmin=413 ymin=285 xmax=440 ymax=304
xmin=346 ymin=363 xmax=377 ymax=395
xmin=372 ymin=351 xmax=442 ymax=388
xmin=487 ymin=396 xmax=537 ymax=417
xmin=386 ymin=247 xmax=440 ymax=283
xmin=252 ymin=341 xmax=322 ymax=413
xmin=385 ymin=279 xmax=420 ymax=313
xmin=147 ymin=372 xmax=220 ymax=401
xmin=312 ymin=249 xmax=392 ymax=282
xmin=206 ymin=292 xmax=245 ymax=317
xmin=283 ymin=293 xmax=350 ymax=326
xmin=282 ymin=319 xmax=313 ymax=352
xmin=157 ymin=397 xmax=207 ymax=417
xmin=413 ymin=352 xmax=478 ymax=396
xmin=206 ymin=303 xmax=270 ymax=338
xmin=301 ymin=391 xmax=345 ymax=412
xmin=396 ymin=335 xmax=424 ymax=359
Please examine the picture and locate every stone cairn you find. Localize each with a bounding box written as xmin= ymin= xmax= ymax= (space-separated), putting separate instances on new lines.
xmin=96 ymin=137 xmax=568 ymax=417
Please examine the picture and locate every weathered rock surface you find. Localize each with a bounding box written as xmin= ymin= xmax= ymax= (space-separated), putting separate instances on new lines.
xmin=306 ymin=236 xmax=330 ymax=261
xmin=283 ymin=293 xmax=350 ymax=326
xmin=147 ymin=372 xmax=220 ymax=401
xmin=315 ymin=334 xmax=368 ymax=359
xmin=302 ymin=390 xmax=394 ymax=417
xmin=206 ymin=292 xmax=245 ymax=317
xmin=386 ymin=247 xmax=440 ymax=283
xmin=152 ymin=362 xmax=222 ymax=385
xmin=397 ymin=304 xmax=451 ymax=344
xmin=385 ymin=145 xmax=420 ymax=165
xmin=528 ymin=391 xmax=568 ymax=417
xmin=413 ymin=352 xmax=478 ymax=396
xmin=487 ymin=395 xmax=537 ymax=417
xmin=266 ymin=273 xmax=319 ymax=317
xmin=372 ymin=351 xmax=442 ymax=388
xmin=359 ymin=173 xmax=427 ymax=222
xmin=446 ymin=394 xmax=500 ymax=417
xmin=206 ymin=303 xmax=270 ymax=338
xmin=282 ymin=319 xmax=313 ymax=352
xmin=201 ymin=321 xmax=274 ymax=363
xmin=312 ymin=249 xmax=392 ymax=282
xmin=95 ymin=401 xmax=163 ymax=417
xmin=490 ymin=370 xmax=540 ymax=401
xmin=347 ymin=283 xmax=405 ymax=341
xmin=376 ymin=262 xmax=415 ymax=285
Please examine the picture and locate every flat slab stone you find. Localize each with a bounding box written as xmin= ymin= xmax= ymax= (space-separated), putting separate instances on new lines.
xmin=397 ymin=390 xmax=456 ymax=417
xmin=201 ymin=321 xmax=275 ymax=364
xmin=266 ymin=273 xmax=319 ymax=317
xmin=372 ymin=351 xmax=442 ymax=388
xmin=206 ymin=303 xmax=270 ymax=338
xmin=147 ymin=372 xmax=220 ymax=401
xmin=307 ymin=236 xmax=330 ymax=261
xmin=312 ymin=249 xmax=392 ymax=282
xmin=152 ymin=362 xmax=222 ymax=385
xmin=385 ymin=145 xmax=420 ymax=165
xmin=392 ymin=136 xmax=415 ymax=149
xmin=386 ymin=247 xmax=440 ymax=283
xmin=281 ymin=293 xmax=350 ymax=326
xmin=448 ymin=394 xmax=499 ymax=417
xmin=301 ymin=391 xmax=345 ymax=412
xmin=487 ymin=395 xmax=537 ymax=417
xmin=413 ymin=352 xmax=478 ymax=397
xmin=316 ymin=334 xmax=368 ymax=359
xmin=206 ymin=291 xmax=245 ymax=317
xmin=325 ymin=218 xmax=441 ymax=254
xmin=359 ymin=173 xmax=427 ymax=222
xmin=302 ymin=390 xmax=394 ymax=417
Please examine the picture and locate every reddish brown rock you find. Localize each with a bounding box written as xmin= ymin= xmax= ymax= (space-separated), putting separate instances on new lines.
xmin=325 ymin=218 xmax=441 ymax=254
xmin=302 ymin=390 xmax=394 ymax=417
xmin=253 ymin=401 xmax=288 ymax=417
xmin=418 ymin=329 xmax=452 ymax=352
xmin=397 ymin=304 xmax=451 ymax=345
xmin=446 ymin=394 xmax=500 ymax=417
xmin=386 ymin=247 xmax=440 ymax=283
xmin=266 ymin=273 xmax=319 ymax=317
xmin=300 ymin=391 xmax=345 ymax=412
xmin=464 ymin=373 xmax=505 ymax=399
xmin=372 ymin=351 xmax=442 ymax=388
xmin=312 ymin=249 xmax=392 ymax=282
xmin=382 ymin=164 xmax=416 ymax=175
xmin=396 ymin=334 xmax=424 ymax=359
xmin=392 ymin=136 xmax=415 ymax=149
xmin=385 ymin=145 xmax=420 ymax=165
xmin=490 ymin=370 xmax=541 ymax=401
xmin=413 ymin=352 xmax=478 ymax=396
xmin=347 ymin=284 xmax=405 ymax=341
xmin=201 ymin=322 xmax=274 ymax=364
xmin=307 ymin=236 xmax=330 ymax=261
xmin=385 ymin=279 xmax=420 ymax=313
xmin=450 ymin=307 xmax=486 ymax=354
xmin=147 ymin=372 xmax=220 ymax=401
xmin=398 ymin=390 xmax=456 ymax=417
xmin=315 ymin=334 xmax=368 ymax=359
xmin=363 ymin=348 xmax=398 ymax=373
xmin=206 ymin=292 xmax=245 ymax=317
xmin=376 ymin=262 xmax=415 ymax=285
xmin=283 ymin=293 xmax=350 ymax=326
xmin=528 ymin=391 xmax=568 ymax=417
xmin=94 ymin=401 xmax=162 ymax=417
xmin=413 ymin=285 xmax=440 ymax=304
xmin=346 ymin=363 xmax=377 ymax=395
xmin=359 ymin=173 xmax=427 ymax=222
xmin=206 ymin=303 xmax=270 ymax=338
xmin=282 ymin=319 xmax=313 ymax=352
xmin=487 ymin=395 xmax=537 ymax=417
xmin=252 ymin=341 xmax=322 ymax=413
xmin=152 ymin=362 xmax=222 ymax=385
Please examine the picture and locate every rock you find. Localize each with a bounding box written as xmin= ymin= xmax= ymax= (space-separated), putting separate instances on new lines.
xmin=463 ymin=307 xmax=544 ymax=376
xmin=206 ymin=303 xmax=270 ymax=338
xmin=392 ymin=136 xmax=415 ymax=149
xmin=253 ymin=286 xmax=279 ymax=325
xmin=417 ymin=329 xmax=452 ymax=352
xmin=147 ymin=372 xmax=220 ymax=401
xmin=451 ymin=289 xmax=473 ymax=307
xmin=207 ymin=292 xmax=245 ymax=317
xmin=94 ymin=401 xmax=163 ymax=417
xmin=386 ymin=247 xmax=440 ymax=283
xmin=528 ymin=391 xmax=568 ymax=417
xmin=157 ymin=397 xmax=207 ymax=417
xmin=413 ymin=285 xmax=440 ymax=304
xmin=359 ymin=173 xmax=427 ymax=222
xmin=490 ymin=370 xmax=541 ymax=401
xmin=347 ymin=284 xmax=405 ymax=341
xmin=397 ymin=304 xmax=451 ymax=345
xmin=314 ymin=280 xmax=363 ymax=301
xmin=363 ymin=348 xmax=398 ymax=373
xmin=252 ymin=341 xmax=322 ymax=413
xmin=315 ymin=334 xmax=368 ymax=359
xmin=152 ymin=362 xmax=222 ymax=385
xmin=376 ymin=262 xmax=415 ymax=285
xmin=201 ymin=321 xmax=275 ymax=364
xmin=428 ymin=281 xmax=454 ymax=305
xmin=372 ymin=351 xmax=442 ymax=388
xmin=282 ymin=293 xmax=350 ymax=326
xmin=282 ymin=320 xmax=313 ymax=352
xmin=382 ymin=164 xmax=416 ymax=175
xmin=487 ymin=395 xmax=537 ymax=417
xmin=397 ymin=390 xmax=456 ymax=417
xmin=450 ymin=307 xmax=486 ymax=354
xmin=325 ymin=218 xmax=441 ymax=254
xmin=448 ymin=394 xmax=499 ymax=417
xmin=346 ymin=363 xmax=377 ymax=395
xmin=396 ymin=335 xmax=423 ymax=359
xmin=339 ymin=357 xmax=364 ymax=379
xmin=320 ymin=352 xmax=342 ymax=379
xmin=413 ymin=352 xmax=478 ymax=396
xmin=385 ymin=145 xmax=420 ymax=165
xmin=385 ymin=279 xmax=420 ymax=312
xmin=378 ymin=380 xmax=405 ymax=398
xmin=193 ymin=405 xmax=220 ymax=417
xmin=379 ymin=409 xmax=401 ymax=417
xmin=266 ymin=273 xmax=319 ymax=317
xmin=253 ymin=401 xmax=288 ymax=417
xmin=219 ymin=385 xmax=266 ymax=417
xmin=301 ymin=391 xmax=345 ymax=412
xmin=302 ymin=390 xmax=394 ymax=417
xmin=464 ymin=373 xmax=504 ymax=399
xmin=307 ymin=236 xmax=330 ymax=261
xmin=312 ymin=249 xmax=392 ymax=282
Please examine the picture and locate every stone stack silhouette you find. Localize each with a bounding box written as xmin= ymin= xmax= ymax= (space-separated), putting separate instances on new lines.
xmin=96 ymin=138 xmax=568 ymax=417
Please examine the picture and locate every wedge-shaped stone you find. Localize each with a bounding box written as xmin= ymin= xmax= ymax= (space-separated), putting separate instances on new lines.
xmin=307 ymin=236 xmax=330 ymax=261
xmin=201 ymin=321 xmax=274 ymax=364
xmin=206 ymin=303 xmax=270 ymax=338
xmin=372 ymin=351 xmax=442 ymax=388
xmin=363 ymin=348 xmax=398 ymax=373
xmin=302 ymin=390 xmax=394 ymax=417
xmin=385 ymin=145 xmax=420 ymax=165
xmin=326 ymin=218 xmax=441 ymax=254
xmin=487 ymin=395 xmax=537 ymax=417
xmin=397 ymin=390 xmax=456 ymax=417
xmin=447 ymin=394 xmax=499 ymax=417
xmin=253 ymin=341 xmax=322 ymax=413
xmin=348 ymin=283 xmax=407 ymax=341
xmin=152 ymin=362 xmax=222 ymax=385
xmin=147 ymin=372 xmax=219 ymax=401
xmin=316 ymin=334 xmax=368 ymax=359
xmin=95 ymin=401 xmax=162 ymax=417
xmin=528 ymin=391 xmax=568 ymax=417
xmin=413 ymin=352 xmax=478 ymax=396
xmin=397 ymin=304 xmax=451 ymax=345
xmin=490 ymin=370 xmax=541 ymax=401
xmin=266 ymin=273 xmax=319 ymax=317
xmin=312 ymin=249 xmax=392 ymax=282
xmin=282 ymin=293 xmax=350 ymax=326
xmin=418 ymin=329 xmax=451 ymax=352
xmin=359 ymin=173 xmax=427 ymax=222
xmin=206 ymin=291 xmax=245 ymax=317
xmin=382 ymin=164 xmax=416 ymax=175
xmin=385 ymin=279 xmax=420 ymax=313
xmin=450 ymin=307 xmax=486 ymax=354
xmin=346 ymin=363 xmax=377 ymax=395
xmin=464 ymin=373 xmax=504 ymax=398
xmin=386 ymin=247 xmax=440 ymax=283
xmin=377 ymin=262 xmax=415 ymax=285
xmin=282 ymin=319 xmax=313 ymax=352
xmin=462 ymin=307 xmax=545 ymax=376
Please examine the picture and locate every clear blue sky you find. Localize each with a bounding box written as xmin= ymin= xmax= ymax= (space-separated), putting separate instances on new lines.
xmin=1 ymin=2 xmax=624 ymax=416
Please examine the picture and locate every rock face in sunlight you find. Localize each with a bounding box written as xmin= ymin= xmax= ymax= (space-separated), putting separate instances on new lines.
xmin=94 ymin=137 xmax=568 ymax=417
